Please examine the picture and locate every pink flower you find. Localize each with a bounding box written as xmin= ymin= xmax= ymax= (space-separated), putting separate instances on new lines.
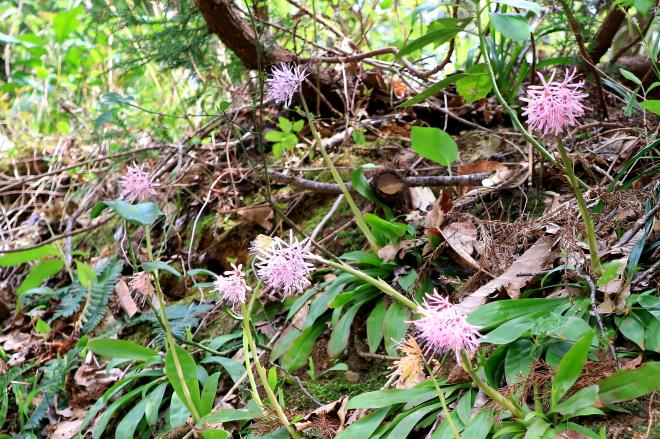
xmin=119 ymin=164 xmax=157 ymax=202
xmin=411 ymin=292 xmax=480 ymax=363
xmin=266 ymin=63 xmax=308 ymax=107
xmin=520 ymin=69 xmax=589 ymax=136
xmin=213 ymin=263 xmax=251 ymax=306
xmin=253 ymin=232 xmax=314 ymax=297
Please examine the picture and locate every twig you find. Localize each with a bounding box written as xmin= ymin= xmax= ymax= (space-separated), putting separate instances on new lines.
xmin=615 ymin=196 xmax=660 ymax=248
xmin=310 ymin=195 xmax=344 ymax=242
xmin=273 ymin=364 xmax=323 ymax=407
xmin=266 ymin=170 xmax=489 ymax=194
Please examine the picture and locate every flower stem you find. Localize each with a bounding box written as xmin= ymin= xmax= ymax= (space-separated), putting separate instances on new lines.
xmin=555 ymin=136 xmax=602 ymax=275
xmin=241 ymin=288 xmax=263 ymax=407
xmin=145 ymin=225 xmax=201 ymax=422
xmin=314 ymin=255 xmax=418 ymax=310
xmin=459 ymin=351 xmax=525 ymax=419
xmin=242 ymin=285 xmax=300 ymax=438
xmin=298 ymin=92 xmax=381 ymax=252
xmin=422 ymin=359 xmax=460 ymax=439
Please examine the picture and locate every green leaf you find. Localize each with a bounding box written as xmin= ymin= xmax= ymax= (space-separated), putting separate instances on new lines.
xmin=383 ymin=300 xmax=410 ymax=356
xmin=551 ymin=385 xmax=599 ymax=416
xmin=142 ymin=261 xmax=181 ymax=277
xmin=456 ymin=65 xmax=491 ymax=104
xmin=351 ymin=167 xmax=393 ymax=219
xmin=386 ymin=403 xmax=442 ymax=438
xmin=165 ymin=345 xmax=202 ymax=416
xmin=494 ymin=0 xmax=541 ymax=14
xmin=199 ymin=429 xmax=230 ymax=439
xmin=410 ymin=126 xmax=457 ymax=167
xmin=169 ymin=392 xmax=190 ymax=428
xmin=364 ymin=213 xmax=409 ymax=246
xmin=265 ymin=130 xmax=283 ymax=142
xmin=200 ymin=372 xmax=220 ymax=417
xmin=505 ymin=339 xmax=535 ymax=385
xmin=367 ymin=298 xmax=387 ymax=353
xmin=397 ymin=73 xmax=468 ymax=107
xmin=91 ymin=200 xmax=163 ymax=225
xmin=552 ymin=331 xmax=594 ymax=406
xmin=201 ymin=356 xmax=246 ymax=383
xmin=0 ymin=245 xmax=59 ymax=267
xmin=278 ymin=117 xmax=292 ymax=132
xmin=336 ymin=407 xmax=389 ymax=438
xmin=35 ymin=318 xmax=50 ymax=334
xmin=398 ymin=22 xmax=466 ymax=58
xmin=489 ymin=13 xmax=531 ymax=41
xmin=639 ymin=99 xmax=660 ymax=115
xmin=144 ymin=382 xmax=168 ymax=425
xmin=76 ymin=260 xmax=98 ymax=287
xmin=280 ymin=322 xmax=326 ymax=371
xmin=462 ymin=409 xmax=495 ymax=439
xmin=598 ymin=362 xmax=660 ymax=404
xmin=618 ymin=315 xmax=645 ymax=349
xmin=115 ymin=397 xmax=148 ymax=439
xmin=17 ymin=258 xmax=64 ymax=295
xmin=347 ymin=382 xmax=437 ymax=409
xmin=328 ymin=301 xmax=365 ymax=357
xmin=196 ymin=400 xmax=261 ymax=426
xmin=481 ymin=316 xmax=535 ymax=345
xmin=468 ymin=298 xmax=566 ymax=329
xmin=92 ymin=381 xmax=160 ymax=439
xmin=619 ymin=68 xmax=642 ymax=86
xmin=88 ymin=339 xmax=159 ymax=362
xmin=53 ymin=6 xmax=84 ymax=42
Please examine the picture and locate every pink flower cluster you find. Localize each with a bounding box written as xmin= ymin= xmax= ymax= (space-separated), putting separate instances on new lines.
xmin=213 ymin=263 xmax=251 ymax=306
xmin=119 ymin=164 xmax=157 ymax=202
xmin=412 ymin=292 xmax=480 ymax=363
xmin=521 ymin=69 xmax=589 ymax=136
xmin=265 ymin=63 xmax=308 ymax=107
xmin=253 ymin=233 xmax=315 ymax=297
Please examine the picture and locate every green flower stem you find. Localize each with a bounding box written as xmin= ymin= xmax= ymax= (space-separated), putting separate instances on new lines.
xmin=298 ymin=92 xmax=381 ymax=252
xmin=459 ymin=351 xmax=525 ymax=419
xmin=242 ymin=285 xmax=300 ymax=438
xmin=555 ymin=136 xmax=602 ymax=274
xmin=241 ymin=287 xmax=264 ymax=407
xmin=422 ymin=358 xmax=460 ymax=439
xmin=314 ymin=255 xmax=418 ymax=310
xmin=145 ymin=225 xmax=201 ymax=421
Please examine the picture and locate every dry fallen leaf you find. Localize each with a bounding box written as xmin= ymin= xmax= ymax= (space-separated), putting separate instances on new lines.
xmin=236 ymin=205 xmax=274 ymax=230
xmin=424 ymin=190 xmax=453 ymax=230
xmin=46 ymin=419 xmax=83 ymax=439
xmin=115 ymin=279 xmax=139 ymax=317
xmin=409 ymin=186 xmax=436 ymax=212
xmin=441 ymin=219 xmax=479 ymax=271
xmin=457 ymin=235 xmax=558 ymax=314
xmin=294 ymin=396 xmax=348 ymax=435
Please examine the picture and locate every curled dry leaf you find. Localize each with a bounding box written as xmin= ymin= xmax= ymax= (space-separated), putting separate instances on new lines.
xmin=294 ymin=396 xmax=348 ymax=436
xmin=115 ymin=278 xmax=139 ymax=317
xmin=441 ymin=218 xmax=479 ymax=271
xmin=409 ymin=186 xmax=436 ymax=212
xmin=236 ymin=205 xmax=274 ymax=230
xmin=46 ymin=419 xmax=84 ymax=439
xmin=457 ymin=235 xmax=558 ymax=314
xmin=424 ymin=190 xmax=453 ymax=230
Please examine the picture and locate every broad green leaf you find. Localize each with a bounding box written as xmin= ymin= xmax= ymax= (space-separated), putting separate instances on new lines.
xmin=383 ymin=300 xmax=410 ymax=356
xmin=468 ymin=298 xmax=566 ymax=329
xmin=200 ymin=430 xmax=230 ymax=439
xmin=336 ymin=407 xmax=389 ymax=438
xmin=145 ymin=382 xmax=168 ymax=425
xmin=142 ymin=261 xmax=181 ymax=277
xmin=0 ymin=245 xmax=59 ymax=267
xmin=196 ymin=400 xmax=261 ymax=426
xmin=328 ymin=301 xmax=365 ymax=357
xmin=169 ymin=392 xmax=190 ymax=428
xmin=386 ymin=403 xmax=441 ymax=438
xmin=17 ymin=258 xmax=64 ymax=295
xmin=462 ymin=409 xmax=495 ymax=439
xmin=410 ymin=126 xmax=458 ymax=167
xmin=165 ymin=345 xmax=202 ymax=416
xmin=639 ymin=99 xmax=660 ymax=115
xmin=201 ymin=356 xmax=245 ymax=383
xmin=481 ymin=316 xmax=535 ymax=345
xmin=364 ymin=214 xmax=410 ymax=246
xmin=92 ymin=381 xmax=160 ymax=439
xmin=35 ymin=319 xmax=50 ymax=334
xmin=618 ymin=315 xmax=645 ymax=349
xmin=91 ymin=200 xmax=163 ymax=225
xmin=551 ymin=385 xmax=599 ymax=416
xmin=280 ymin=322 xmax=326 ymax=371
xmin=347 ymin=381 xmax=436 ymax=409
xmin=524 ymin=417 xmax=552 ymax=438
xmin=456 ymin=65 xmax=491 ymax=104
xmin=619 ymin=68 xmax=642 ymax=86
xmin=494 ymin=0 xmax=541 ymax=14
xmin=598 ymin=362 xmax=660 ymax=404
xmin=505 ymin=339 xmax=535 ymax=385
xmin=552 ymin=331 xmax=594 ymax=406
xmin=398 ymin=22 xmax=467 ymax=58
xmin=53 ymin=6 xmax=84 ymax=42
xmin=351 ymin=167 xmax=393 ymax=219
xmin=397 ymin=74 xmax=467 ymax=107
xmin=76 ymin=260 xmax=98 ymax=287
xmin=200 ymin=372 xmax=220 ymax=417
xmin=88 ymin=339 xmax=159 ymax=362
xmin=367 ymin=298 xmax=387 ymax=353
xmin=115 ymin=397 xmax=148 ymax=439
xmin=489 ymin=13 xmax=531 ymax=41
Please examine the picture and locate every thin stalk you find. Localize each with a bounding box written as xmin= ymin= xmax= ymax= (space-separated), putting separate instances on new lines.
xmin=422 ymin=358 xmax=460 ymax=439
xmin=145 ymin=225 xmax=201 ymax=421
xmin=314 ymin=255 xmax=418 ymax=310
xmin=241 ymin=290 xmax=263 ymax=406
xmin=242 ymin=284 xmax=300 ymax=438
xmin=298 ymin=92 xmax=381 ymax=252
xmin=555 ymin=136 xmax=602 ymax=274
xmin=460 ymin=351 xmax=525 ymax=419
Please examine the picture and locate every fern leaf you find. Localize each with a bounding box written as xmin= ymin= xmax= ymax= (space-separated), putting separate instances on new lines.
xmin=81 ymin=257 xmax=124 ymax=333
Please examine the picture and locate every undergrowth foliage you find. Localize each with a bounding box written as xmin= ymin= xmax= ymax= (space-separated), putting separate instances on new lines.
xmin=0 ymin=0 xmax=659 ymax=438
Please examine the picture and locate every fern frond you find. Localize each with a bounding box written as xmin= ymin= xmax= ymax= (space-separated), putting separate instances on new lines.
xmin=81 ymin=257 xmax=124 ymax=334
